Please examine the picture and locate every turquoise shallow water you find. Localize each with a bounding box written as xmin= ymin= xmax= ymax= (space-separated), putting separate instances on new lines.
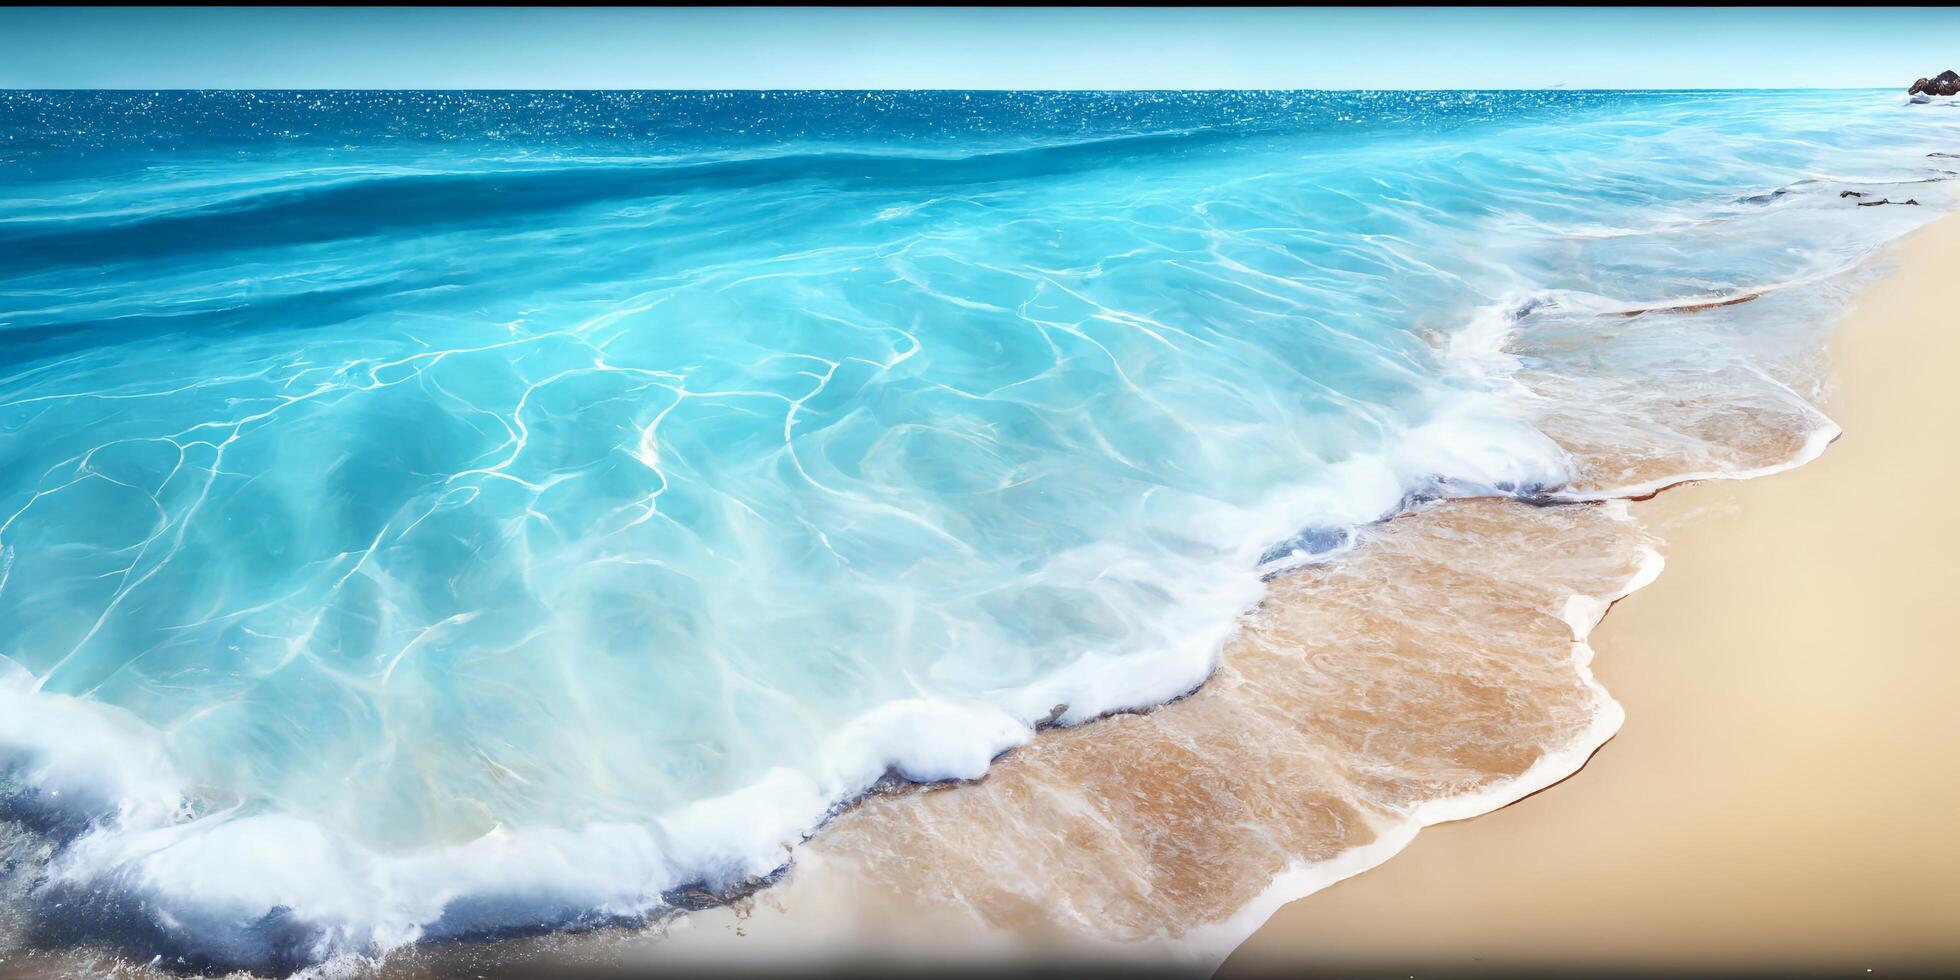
xmin=1 ymin=90 xmax=1957 ymax=969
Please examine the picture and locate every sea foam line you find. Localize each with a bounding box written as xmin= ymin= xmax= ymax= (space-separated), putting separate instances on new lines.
xmin=1176 ymin=519 xmax=1665 ymax=968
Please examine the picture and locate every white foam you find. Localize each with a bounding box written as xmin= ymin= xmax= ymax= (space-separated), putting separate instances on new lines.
xmin=5 ymin=690 xmax=1058 ymax=965
xmin=0 ymin=381 xmax=1585 ymax=969
xmin=0 ymin=659 xmax=188 ymax=829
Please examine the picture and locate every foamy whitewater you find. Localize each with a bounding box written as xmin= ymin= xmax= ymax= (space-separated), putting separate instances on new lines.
xmin=0 ymin=91 xmax=1956 ymax=973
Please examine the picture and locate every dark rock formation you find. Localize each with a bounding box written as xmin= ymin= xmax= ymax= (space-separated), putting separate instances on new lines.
xmin=1854 ymin=197 xmax=1921 ymax=207
xmin=1910 ymin=69 xmax=1960 ymax=97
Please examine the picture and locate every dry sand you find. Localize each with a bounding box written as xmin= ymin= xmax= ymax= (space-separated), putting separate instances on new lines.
xmin=1219 ymin=214 xmax=1960 ymax=976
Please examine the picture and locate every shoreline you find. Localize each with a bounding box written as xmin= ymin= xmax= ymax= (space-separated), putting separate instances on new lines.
xmin=5 ymin=178 xmax=1954 ymax=980
xmin=309 ymin=213 xmax=1950 ymax=980
xmin=1219 ymin=212 xmax=1960 ymax=975
xmin=392 ymin=505 xmax=1668 ymax=980
xmin=1175 ymin=514 xmax=1664 ymax=965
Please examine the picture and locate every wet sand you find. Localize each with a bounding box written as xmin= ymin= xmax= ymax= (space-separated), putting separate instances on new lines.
xmin=1219 ymin=214 xmax=1960 ymax=976
xmin=371 ymin=497 xmax=1662 ymax=980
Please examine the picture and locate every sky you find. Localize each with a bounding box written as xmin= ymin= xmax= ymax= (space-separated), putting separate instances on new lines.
xmin=1 ymin=7 xmax=1956 ymax=90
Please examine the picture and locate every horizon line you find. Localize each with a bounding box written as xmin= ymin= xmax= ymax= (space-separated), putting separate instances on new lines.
xmin=0 ymin=86 xmax=1907 ymax=93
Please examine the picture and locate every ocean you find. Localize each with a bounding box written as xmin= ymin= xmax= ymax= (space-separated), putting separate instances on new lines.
xmin=0 ymin=90 xmax=1954 ymax=973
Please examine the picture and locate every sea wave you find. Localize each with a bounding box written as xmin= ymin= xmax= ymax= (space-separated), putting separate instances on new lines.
xmin=1 ymin=89 xmax=1957 ymax=974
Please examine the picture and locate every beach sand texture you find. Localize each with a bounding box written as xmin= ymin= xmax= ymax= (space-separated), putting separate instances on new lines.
xmin=1221 ymin=212 xmax=1960 ymax=976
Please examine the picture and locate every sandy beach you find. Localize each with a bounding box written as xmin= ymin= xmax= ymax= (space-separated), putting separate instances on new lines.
xmin=1219 ymin=213 xmax=1960 ymax=976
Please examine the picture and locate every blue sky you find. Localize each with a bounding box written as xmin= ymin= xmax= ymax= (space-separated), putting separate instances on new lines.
xmin=3 ymin=7 xmax=1956 ymax=90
